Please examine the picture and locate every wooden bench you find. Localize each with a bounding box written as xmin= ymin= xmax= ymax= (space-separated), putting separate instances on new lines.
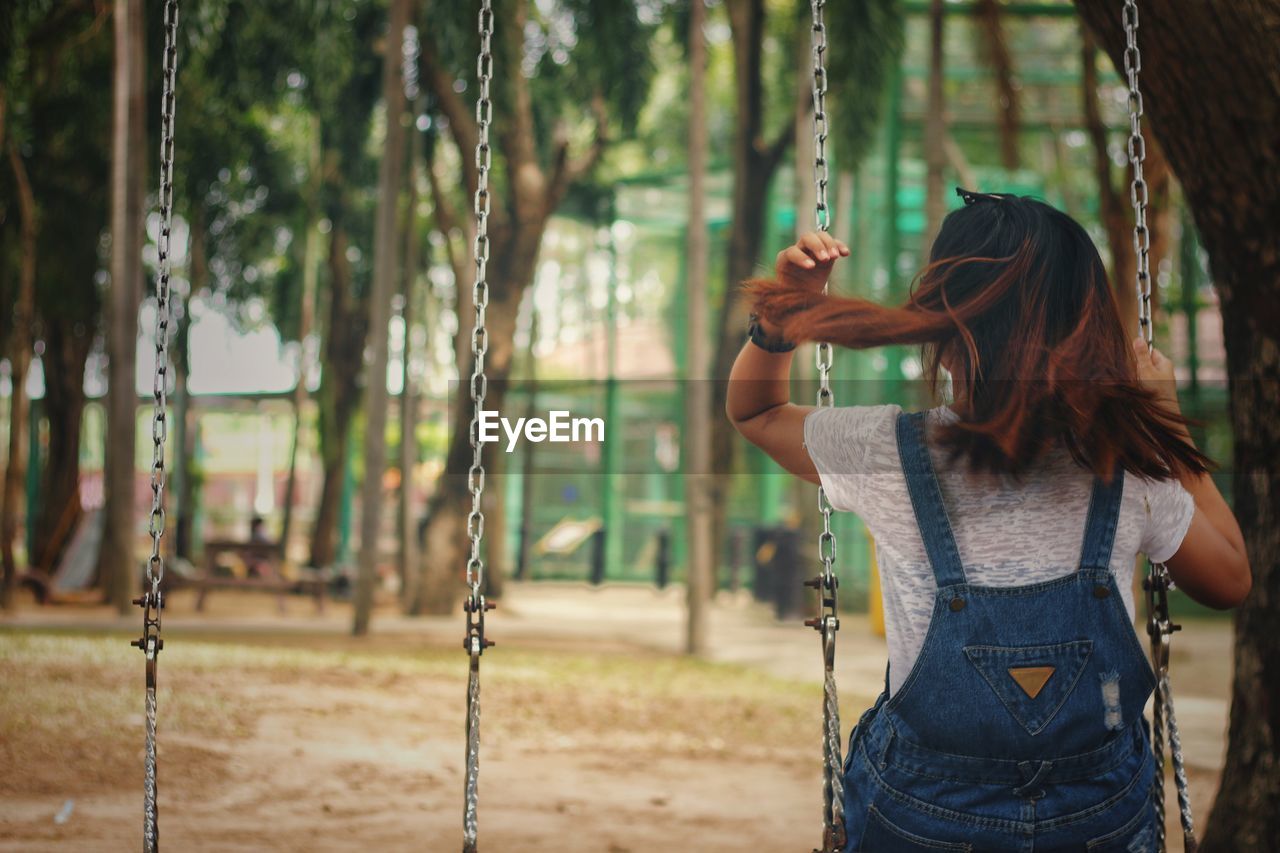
xmin=174 ymin=540 xmax=327 ymax=614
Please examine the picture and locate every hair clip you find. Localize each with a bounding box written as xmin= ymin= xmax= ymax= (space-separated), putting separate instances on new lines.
xmin=955 ymin=186 xmax=1001 ymax=206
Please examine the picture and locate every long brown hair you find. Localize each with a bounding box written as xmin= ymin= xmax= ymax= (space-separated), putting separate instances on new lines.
xmin=747 ymin=193 xmax=1210 ymax=481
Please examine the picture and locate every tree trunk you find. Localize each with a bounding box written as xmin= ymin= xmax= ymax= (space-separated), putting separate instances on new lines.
xmin=409 ymin=247 xmax=529 ymax=615
xmin=397 ymin=117 xmax=422 ymax=602
xmin=308 ymin=217 xmax=367 ymax=569
xmin=101 ymin=0 xmax=145 ymax=613
xmin=352 ymin=0 xmax=411 ymax=636
xmin=409 ymin=0 xmax=606 ymax=616
xmin=683 ymin=0 xmax=712 ymax=656
xmin=31 ymin=314 xmax=92 ymax=574
xmin=921 ymin=0 xmax=946 ymax=257
xmin=1 ymin=140 xmax=36 ymax=608
xmin=708 ymin=0 xmax=792 ymax=593
xmin=173 ymin=224 xmax=199 ymax=561
xmin=975 ymin=0 xmax=1019 ymax=171
xmin=280 ymin=116 xmax=322 ymax=559
xmin=1073 ymin=3 xmax=1280 ymax=850
xmin=514 ymin=306 xmax=539 ymax=582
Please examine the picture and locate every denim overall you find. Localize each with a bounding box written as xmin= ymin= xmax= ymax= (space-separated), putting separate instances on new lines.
xmin=841 ymin=412 xmax=1158 ymax=852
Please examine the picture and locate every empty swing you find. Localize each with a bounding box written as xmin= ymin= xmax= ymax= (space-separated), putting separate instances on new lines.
xmin=131 ymin=2 xmax=181 ymax=851
xmin=460 ymin=1 xmax=497 ymax=852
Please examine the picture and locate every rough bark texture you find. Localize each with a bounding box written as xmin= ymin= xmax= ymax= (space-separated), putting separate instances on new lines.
xmin=1074 ymin=3 xmax=1280 ymax=850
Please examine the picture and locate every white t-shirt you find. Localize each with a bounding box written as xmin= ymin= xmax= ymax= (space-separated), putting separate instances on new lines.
xmin=803 ymin=404 xmax=1196 ymax=697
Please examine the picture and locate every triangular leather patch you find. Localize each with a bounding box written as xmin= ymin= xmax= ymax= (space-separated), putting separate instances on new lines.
xmin=1008 ymin=666 xmax=1055 ymax=699
xmin=964 ymin=640 xmax=1093 ymax=735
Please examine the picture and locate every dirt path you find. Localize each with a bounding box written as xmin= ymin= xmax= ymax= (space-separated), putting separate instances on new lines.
xmin=1 ymin=583 xmax=1229 ymax=851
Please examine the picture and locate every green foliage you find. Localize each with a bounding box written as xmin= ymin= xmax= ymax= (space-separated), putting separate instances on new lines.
xmin=526 ymin=0 xmax=664 ymax=136
xmin=826 ymin=0 xmax=904 ymax=168
xmin=171 ymin=0 xmax=305 ymax=309
xmin=422 ymin=0 xmax=663 ymax=218
xmin=0 ymin=1 xmax=113 ymax=338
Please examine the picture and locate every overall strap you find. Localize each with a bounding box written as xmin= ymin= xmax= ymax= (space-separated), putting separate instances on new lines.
xmin=1077 ymin=464 xmax=1125 ymax=571
xmin=896 ymin=411 xmax=967 ymax=587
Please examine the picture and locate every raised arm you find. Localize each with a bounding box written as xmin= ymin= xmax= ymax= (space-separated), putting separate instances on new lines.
xmin=1134 ymin=339 xmax=1252 ymax=609
xmin=725 ymin=232 xmax=849 ymax=485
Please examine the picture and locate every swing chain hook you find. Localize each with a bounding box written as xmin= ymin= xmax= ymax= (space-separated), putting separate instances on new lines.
xmin=463 ymin=2 xmax=495 ymax=852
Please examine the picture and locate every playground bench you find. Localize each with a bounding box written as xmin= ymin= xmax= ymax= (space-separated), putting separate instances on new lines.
xmin=177 ymin=540 xmax=327 ymax=614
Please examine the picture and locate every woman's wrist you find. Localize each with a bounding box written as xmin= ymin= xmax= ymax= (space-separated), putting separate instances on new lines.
xmin=747 ymin=313 xmax=796 ymax=353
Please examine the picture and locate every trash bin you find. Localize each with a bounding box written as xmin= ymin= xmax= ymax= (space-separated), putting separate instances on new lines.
xmin=751 ymin=525 xmax=805 ymax=620
xmin=654 ymin=528 xmax=671 ymax=589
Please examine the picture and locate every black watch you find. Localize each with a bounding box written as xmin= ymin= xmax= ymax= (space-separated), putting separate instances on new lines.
xmin=747 ymin=313 xmax=796 ymax=353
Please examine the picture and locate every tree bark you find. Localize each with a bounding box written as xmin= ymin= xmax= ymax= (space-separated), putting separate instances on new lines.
xmin=31 ymin=313 xmax=92 ymax=574
xmin=1073 ymin=3 xmax=1280 ymax=850
xmin=683 ymin=0 xmax=711 ymax=656
xmin=308 ymin=216 xmax=367 ymax=569
xmin=100 ymin=0 xmax=145 ymax=613
xmin=397 ymin=114 xmax=422 ymax=602
xmin=351 ymin=0 xmax=411 ymax=636
xmin=1 ymin=140 xmax=37 ymax=608
xmin=409 ymin=253 xmax=527 ymax=615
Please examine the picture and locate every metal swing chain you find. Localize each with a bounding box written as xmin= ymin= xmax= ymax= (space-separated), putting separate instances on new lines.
xmin=804 ymin=3 xmax=845 ymax=851
xmin=1122 ymin=3 xmax=1196 ymax=850
xmin=130 ymin=3 xmax=180 ymax=851
xmin=462 ymin=1 xmax=496 ymax=851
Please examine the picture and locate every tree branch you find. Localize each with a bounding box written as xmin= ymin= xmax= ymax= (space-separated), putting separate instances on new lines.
xmin=424 ymin=149 xmax=471 ymax=296
xmin=547 ymin=92 xmax=609 ymax=210
xmin=494 ymin=0 xmax=542 ymax=218
xmin=419 ymin=29 xmax=480 ymax=203
xmin=975 ymin=0 xmax=1020 ymax=170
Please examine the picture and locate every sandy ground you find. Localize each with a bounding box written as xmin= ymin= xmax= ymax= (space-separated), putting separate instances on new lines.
xmin=0 ymin=582 xmax=1231 ymax=851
